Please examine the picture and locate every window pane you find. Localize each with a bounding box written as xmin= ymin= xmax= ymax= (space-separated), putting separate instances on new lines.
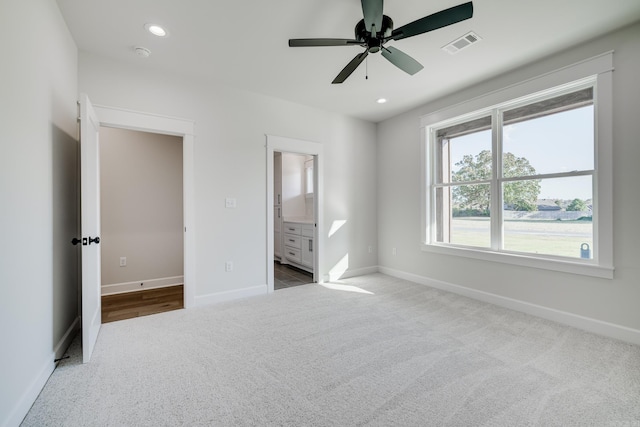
xmin=436 ymin=184 xmax=491 ymax=248
xmin=502 ymin=104 xmax=594 ymax=177
xmin=503 ymin=176 xmax=593 ymax=258
xmin=436 ymin=117 xmax=492 ymax=184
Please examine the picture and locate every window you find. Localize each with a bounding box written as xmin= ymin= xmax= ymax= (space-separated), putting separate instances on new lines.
xmin=421 ymin=53 xmax=613 ymax=278
xmin=304 ymin=158 xmax=314 ymax=195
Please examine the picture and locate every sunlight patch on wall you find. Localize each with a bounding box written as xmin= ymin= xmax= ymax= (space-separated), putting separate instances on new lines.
xmin=328 ymin=219 xmax=347 ymax=238
xmin=328 ymin=253 xmax=349 ymax=281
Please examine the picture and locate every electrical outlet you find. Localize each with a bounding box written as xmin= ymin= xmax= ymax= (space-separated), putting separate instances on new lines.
xmin=368 ymin=245 xmax=373 ymax=254
xmin=120 ymin=257 xmax=127 ymax=267
xmin=225 ymin=261 xmax=233 ymax=272
xmin=392 ymin=247 xmax=397 ymax=256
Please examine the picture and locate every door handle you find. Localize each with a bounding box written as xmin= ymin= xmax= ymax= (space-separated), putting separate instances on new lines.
xmin=309 ymin=239 xmax=313 ymax=252
xmin=73 ymin=236 xmax=100 ymax=246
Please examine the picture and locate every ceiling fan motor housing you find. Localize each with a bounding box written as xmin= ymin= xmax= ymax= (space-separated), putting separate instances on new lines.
xmin=356 ymin=15 xmax=394 ymax=52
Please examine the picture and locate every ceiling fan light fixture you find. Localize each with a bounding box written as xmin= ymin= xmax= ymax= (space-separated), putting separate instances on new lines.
xmin=144 ymin=23 xmax=168 ymax=37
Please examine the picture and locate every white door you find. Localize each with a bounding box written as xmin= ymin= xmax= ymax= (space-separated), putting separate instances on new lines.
xmin=80 ymin=94 xmax=102 ymax=363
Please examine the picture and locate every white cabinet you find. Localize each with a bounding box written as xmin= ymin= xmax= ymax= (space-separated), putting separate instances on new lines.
xmin=283 ymin=221 xmax=313 ymax=273
xmin=301 ymin=236 xmax=313 ymax=268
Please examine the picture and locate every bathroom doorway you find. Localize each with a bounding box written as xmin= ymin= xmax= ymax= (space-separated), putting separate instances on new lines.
xmin=266 ymin=135 xmax=324 ymax=293
xmin=273 ymin=151 xmax=315 ymax=290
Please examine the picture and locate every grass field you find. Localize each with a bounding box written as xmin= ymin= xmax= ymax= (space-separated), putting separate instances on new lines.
xmin=449 ymin=217 xmax=593 ymax=259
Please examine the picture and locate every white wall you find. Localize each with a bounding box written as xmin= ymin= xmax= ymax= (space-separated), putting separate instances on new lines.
xmin=78 ymin=52 xmax=378 ymax=300
xmin=100 ymin=127 xmax=183 ymax=293
xmin=282 ymin=152 xmax=307 ymax=219
xmin=0 ymin=0 xmax=79 ymax=425
xmin=377 ymin=22 xmax=640 ymax=335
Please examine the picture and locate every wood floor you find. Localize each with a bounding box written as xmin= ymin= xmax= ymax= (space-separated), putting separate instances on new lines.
xmin=101 ymin=285 xmax=184 ymax=323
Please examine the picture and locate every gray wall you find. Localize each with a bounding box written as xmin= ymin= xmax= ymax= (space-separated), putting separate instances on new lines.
xmin=377 ymin=22 xmax=640 ymax=332
xmin=100 ymin=127 xmax=183 ymax=291
xmin=0 ymin=0 xmax=79 ymax=425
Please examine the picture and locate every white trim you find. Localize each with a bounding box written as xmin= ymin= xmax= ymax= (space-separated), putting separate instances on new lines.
xmin=101 ymin=276 xmax=184 ymax=295
xmin=420 ymin=243 xmax=613 ymax=279
xmin=420 ymin=51 xmax=614 ymax=128
xmin=420 ymin=53 xmax=614 ymax=278
xmin=92 ymin=104 xmax=196 ymax=309
xmin=195 ymin=284 xmax=267 ymax=307
xmin=379 ymin=266 xmax=640 ymax=346
xmin=266 ymin=135 xmax=324 ymax=294
xmin=6 ymin=318 xmax=79 ymax=427
xmin=93 ymin=105 xmax=194 ymax=136
xmin=593 ymin=69 xmax=614 ymax=268
xmin=6 ymin=357 xmax=54 ymax=427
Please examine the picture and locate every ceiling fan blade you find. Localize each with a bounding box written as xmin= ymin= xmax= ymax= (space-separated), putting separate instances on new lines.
xmin=361 ymin=0 xmax=383 ymax=33
xmin=388 ymin=2 xmax=473 ymax=41
xmin=289 ymin=38 xmax=361 ymax=47
xmin=332 ymin=51 xmax=369 ymax=84
xmin=381 ymin=46 xmax=424 ymax=75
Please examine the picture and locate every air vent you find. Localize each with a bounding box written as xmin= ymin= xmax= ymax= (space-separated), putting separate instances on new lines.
xmin=442 ymin=31 xmax=482 ymax=55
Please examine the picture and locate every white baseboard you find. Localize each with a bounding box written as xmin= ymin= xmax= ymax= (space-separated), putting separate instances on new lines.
xmin=4 ymin=356 xmax=53 ymax=427
xmin=195 ymin=284 xmax=267 ymax=307
xmin=4 ymin=317 xmax=79 ymax=427
xmin=101 ymin=276 xmax=184 ymax=295
xmin=378 ymin=266 xmax=640 ymax=346
xmin=54 ymin=317 xmax=79 ymax=360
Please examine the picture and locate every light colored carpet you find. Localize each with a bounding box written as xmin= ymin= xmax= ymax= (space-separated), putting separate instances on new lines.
xmin=22 ymin=273 xmax=640 ymax=426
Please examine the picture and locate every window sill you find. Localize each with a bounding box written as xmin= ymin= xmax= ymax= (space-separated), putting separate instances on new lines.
xmin=420 ymin=243 xmax=614 ymax=279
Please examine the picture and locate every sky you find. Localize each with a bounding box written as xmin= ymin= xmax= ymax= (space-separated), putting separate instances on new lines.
xmin=449 ymin=105 xmax=594 ymax=200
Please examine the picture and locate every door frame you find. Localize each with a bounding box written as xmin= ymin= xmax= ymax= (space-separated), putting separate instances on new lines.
xmin=266 ymin=135 xmax=324 ymax=292
xmin=94 ymin=104 xmax=196 ymax=308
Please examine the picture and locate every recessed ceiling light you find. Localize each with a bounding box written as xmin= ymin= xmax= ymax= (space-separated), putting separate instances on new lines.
xmin=144 ymin=23 xmax=168 ymax=37
xmin=376 ymin=98 xmax=388 ymax=104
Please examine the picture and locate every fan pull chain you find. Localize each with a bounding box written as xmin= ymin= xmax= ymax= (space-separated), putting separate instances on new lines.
xmin=365 ymin=55 xmax=368 ymax=80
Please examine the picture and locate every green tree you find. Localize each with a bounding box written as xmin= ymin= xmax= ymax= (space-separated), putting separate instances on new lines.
xmin=452 ymin=150 xmax=540 ymax=213
xmin=566 ymin=198 xmax=587 ymax=211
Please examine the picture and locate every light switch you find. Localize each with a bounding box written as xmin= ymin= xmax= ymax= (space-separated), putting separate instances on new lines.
xmin=225 ymin=197 xmax=237 ymax=208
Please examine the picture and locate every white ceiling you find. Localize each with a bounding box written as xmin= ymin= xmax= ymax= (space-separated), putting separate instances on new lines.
xmin=56 ymin=0 xmax=640 ymax=123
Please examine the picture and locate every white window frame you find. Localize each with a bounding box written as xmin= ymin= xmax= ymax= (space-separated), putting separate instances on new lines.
xmin=420 ymin=52 xmax=614 ymax=279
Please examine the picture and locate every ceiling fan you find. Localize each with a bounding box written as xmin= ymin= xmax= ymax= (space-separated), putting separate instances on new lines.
xmin=289 ymin=0 xmax=473 ymax=84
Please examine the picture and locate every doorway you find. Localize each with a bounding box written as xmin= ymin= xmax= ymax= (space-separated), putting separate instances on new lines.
xmin=273 ymin=151 xmax=316 ymax=290
xmin=99 ymin=127 xmax=184 ymax=322
xmin=91 ymin=103 xmax=196 ymax=308
xmin=266 ymin=135 xmax=324 ymax=293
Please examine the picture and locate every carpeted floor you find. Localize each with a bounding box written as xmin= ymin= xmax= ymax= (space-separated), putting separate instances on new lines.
xmin=22 ymin=273 xmax=640 ymax=426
